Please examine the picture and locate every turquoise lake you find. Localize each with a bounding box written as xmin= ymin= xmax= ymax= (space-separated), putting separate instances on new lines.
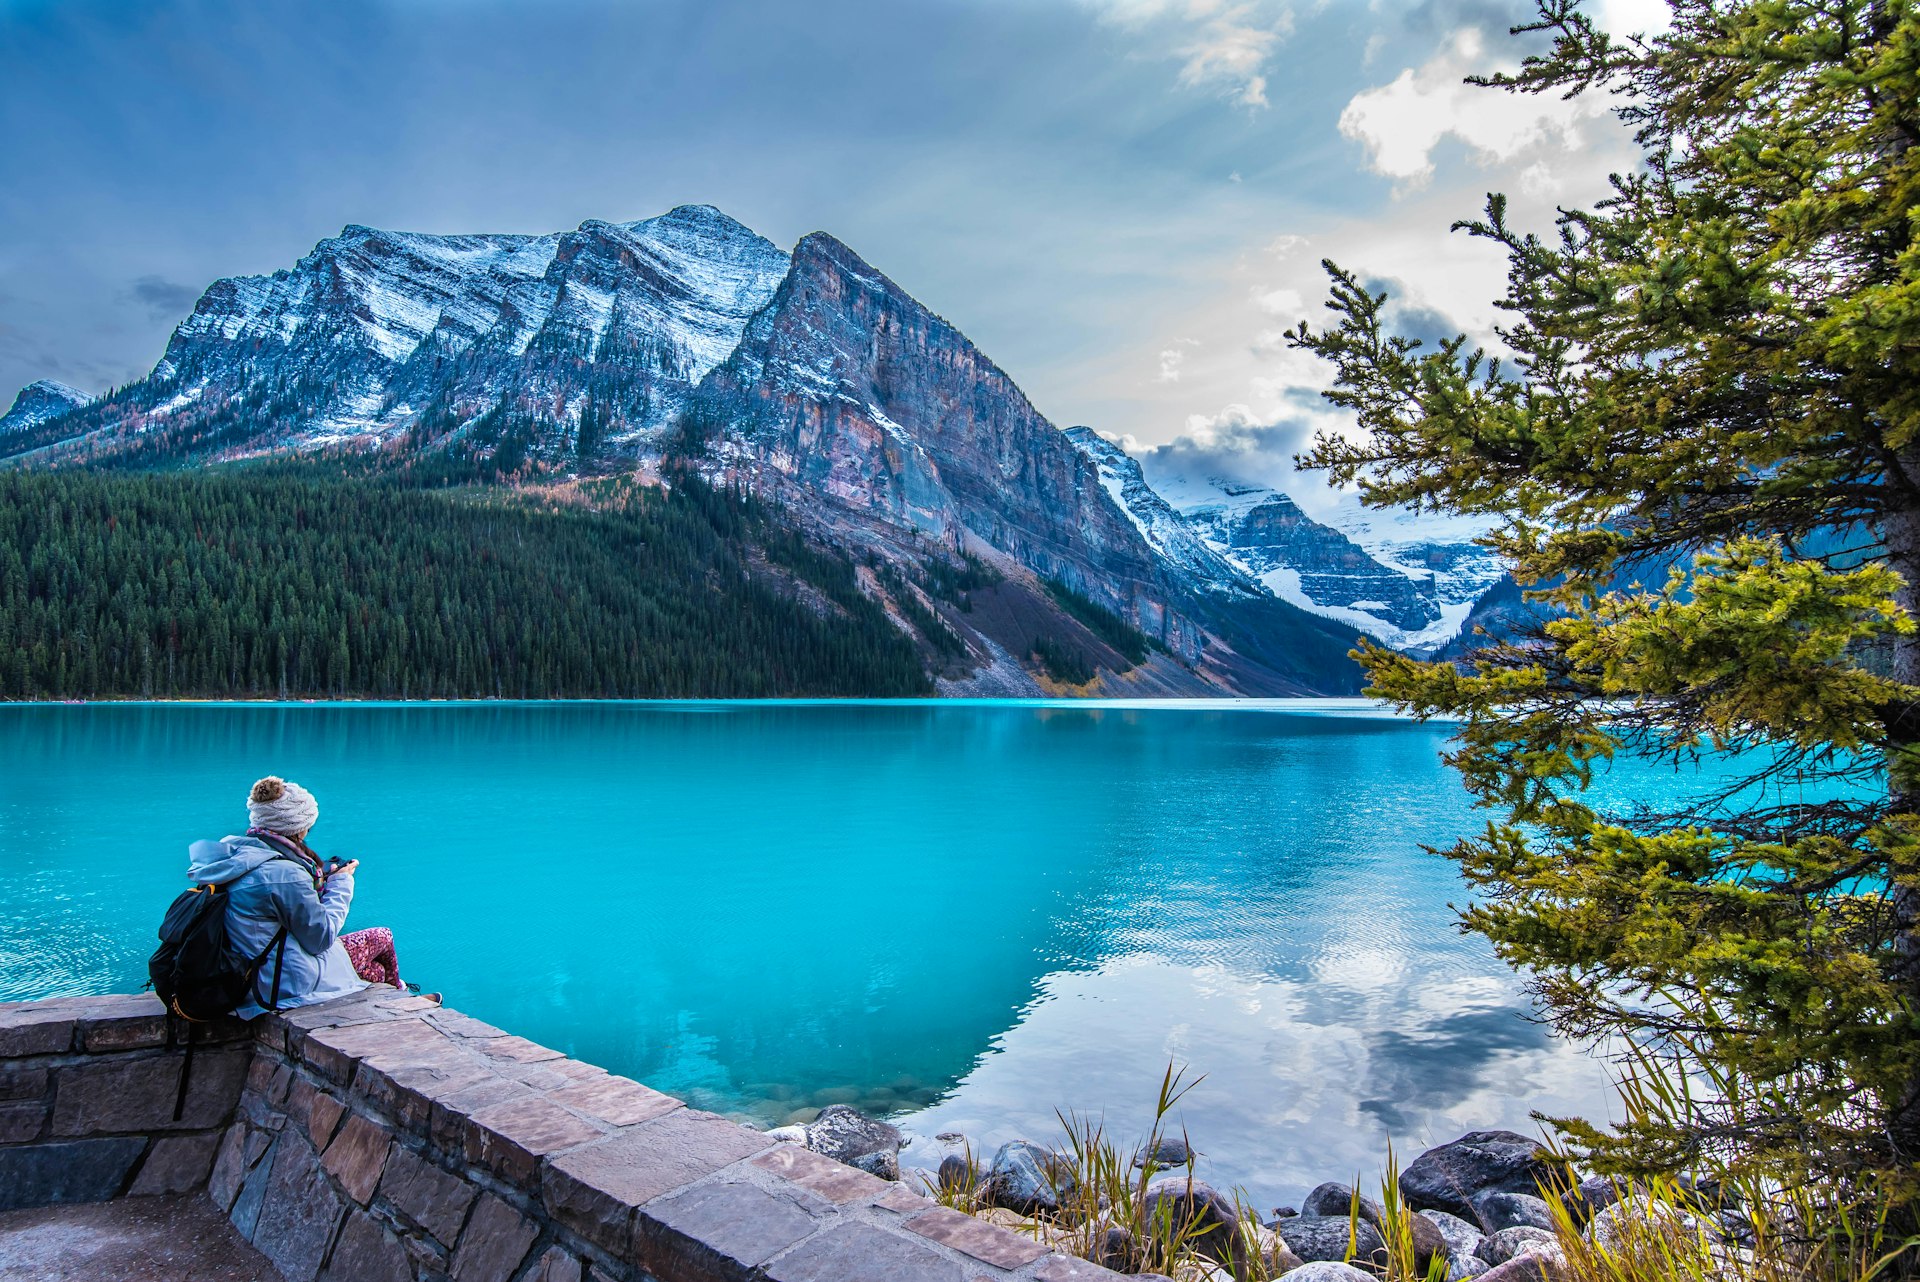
xmin=0 ymin=699 xmax=1650 ymax=1206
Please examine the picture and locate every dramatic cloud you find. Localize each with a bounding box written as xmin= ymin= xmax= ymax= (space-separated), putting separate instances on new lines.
xmin=125 ymin=276 xmax=202 ymax=319
xmin=1338 ymin=27 xmax=1600 ymax=192
xmin=1133 ymin=407 xmax=1318 ymax=491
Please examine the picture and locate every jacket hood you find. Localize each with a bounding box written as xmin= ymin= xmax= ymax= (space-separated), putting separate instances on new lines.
xmin=187 ymin=834 xmax=286 ymax=885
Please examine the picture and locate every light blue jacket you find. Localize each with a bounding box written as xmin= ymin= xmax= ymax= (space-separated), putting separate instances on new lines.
xmin=185 ymin=834 xmax=368 ymax=1019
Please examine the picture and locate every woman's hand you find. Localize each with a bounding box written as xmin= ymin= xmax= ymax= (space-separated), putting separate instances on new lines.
xmin=326 ymin=859 xmax=360 ymax=880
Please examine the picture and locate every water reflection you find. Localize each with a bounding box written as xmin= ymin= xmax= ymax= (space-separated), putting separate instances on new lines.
xmin=1 ymin=701 xmax=1641 ymax=1204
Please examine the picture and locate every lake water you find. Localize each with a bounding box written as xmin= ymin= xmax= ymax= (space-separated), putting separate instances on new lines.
xmin=0 ymin=699 xmax=1644 ymax=1206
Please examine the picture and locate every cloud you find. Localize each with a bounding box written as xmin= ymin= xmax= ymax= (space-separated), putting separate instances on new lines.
xmin=125 ymin=276 xmax=202 ymax=319
xmin=1135 ymin=406 xmax=1317 ymax=490
xmin=1084 ymin=0 xmax=1293 ymax=109
xmin=1156 ymin=337 xmax=1200 ymax=383
xmin=1338 ymin=27 xmax=1605 ymax=192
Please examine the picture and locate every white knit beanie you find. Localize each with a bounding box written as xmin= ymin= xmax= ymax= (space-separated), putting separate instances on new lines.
xmin=247 ymin=776 xmax=319 ymax=836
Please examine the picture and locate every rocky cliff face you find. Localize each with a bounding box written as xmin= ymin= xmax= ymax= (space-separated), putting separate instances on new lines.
xmin=690 ymin=234 xmax=1198 ymax=647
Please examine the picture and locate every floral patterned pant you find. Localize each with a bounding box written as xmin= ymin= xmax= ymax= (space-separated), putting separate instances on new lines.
xmin=340 ymin=926 xmax=404 ymax=990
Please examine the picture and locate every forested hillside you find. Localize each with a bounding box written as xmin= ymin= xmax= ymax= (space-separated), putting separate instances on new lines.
xmin=0 ymin=468 xmax=932 ymax=700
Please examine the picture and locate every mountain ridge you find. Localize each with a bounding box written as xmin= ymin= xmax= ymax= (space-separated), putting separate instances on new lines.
xmin=1 ymin=204 xmax=1497 ymax=694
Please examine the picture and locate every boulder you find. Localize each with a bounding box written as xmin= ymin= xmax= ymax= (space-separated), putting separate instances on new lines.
xmin=1482 ymin=1226 xmax=1559 ymax=1266
xmin=764 ymin=1125 xmax=806 ymax=1145
xmin=1560 ymin=1176 xmax=1623 ymax=1226
xmin=1141 ymin=1177 xmax=1241 ymax=1266
xmin=985 ymin=1140 xmax=1074 ymax=1217
xmin=1302 ymin=1180 xmax=1386 ymax=1228
xmin=1251 ymin=1225 xmax=1306 ymax=1274
xmin=1092 ymin=1223 xmax=1143 ymax=1272
xmin=1277 ymin=1214 xmax=1387 ymax=1269
xmin=1473 ymin=1191 xmax=1558 ymax=1233
xmin=1447 ymin=1255 xmax=1493 ymax=1281
xmin=1475 ymin=1253 xmax=1569 ymax=1282
xmin=1585 ymin=1197 xmax=1706 ymax=1256
xmin=1408 ymin=1211 xmax=1453 ymax=1272
xmin=936 ymin=1153 xmax=981 ymax=1194
xmin=1133 ymin=1135 xmax=1195 ymax=1169
xmin=1423 ymin=1209 xmax=1487 ymax=1262
xmin=1279 ymin=1263 xmax=1378 ymax=1282
xmin=803 ymin=1105 xmax=904 ymax=1182
xmin=1399 ymin=1131 xmax=1556 ymax=1222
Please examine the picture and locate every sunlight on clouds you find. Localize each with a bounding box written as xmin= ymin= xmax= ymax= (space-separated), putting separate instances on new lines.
xmin=1338 ymin=28 xmax=1603 ymax=192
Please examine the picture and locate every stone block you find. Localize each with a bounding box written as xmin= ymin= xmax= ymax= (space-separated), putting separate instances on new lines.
xmin=874 ymin=1183 xmax=932 ymax=1213
xmin=527 ymin=1246 xmax=584 ymax=1282
xmin=379 ymin=1143 xmax=476 ymax=1248
xmin=461 ymin=1094 xmax=604 ymax=1184
xmin=231 ymin=1133 xmax=280 ymax=1239
xmin=319 ymin=1209 xmax=414 ymax=1282
xmin=904 ymin=1206 xmax=1049 ymax=1270
xmin=542 ymin=1110 xmax=772 ymax=1252
xmin=0 ymin=1003 xmax=74 ymax=1056
xmin=426 ymin=1009 xmax=511 ymax=1041
xmin=129 ymin=1130 xmax=225 ymax=1196
xmin=74 ymin=994 xmax=172 ymax=1051
xmin=637 ymin=1180 xmax=823 ymax=1281
xmin=251 ymin=1130 xmax=345 ymax=1282
xmin=548 ymin=1074 xmax=682 ymax=1128
xmin=300 ymin=1016 xmax=455 ymax=1086
xmin=321 ymin=1111 xmax=393 ymax=1204
xmin=247 ymin=1054 xmax=280 ymax=1096
xmin=357 ymin=1053 xmax=497 ymax=1135
xmin=377 ymin=994 xmax=444 ymax=1013
xmin=50 ymin=1046 xmax=249 ymax=1136
xmin=0 ymin=1136 xmax=147 ymax=1212
xmin=308 ymin=1090 xmax=348 ymax=1148
xmin=429 ymin=1075 xmax=534 ymax=1153
xmin=763 ymin=1222 xmax=967 ymax=1282
xmin=750 ymin=1144 xmax=889 ymax=1204
xmin=451 ymin=1191 xmax=538 ymax=1282
xmin=0 ymin=1065 xmax=48 ymax=1102
xmin=208 ymin=1123 xmax=251 ymax=1210
xmin=0 ymin=1098 xmax=47 ymax=1143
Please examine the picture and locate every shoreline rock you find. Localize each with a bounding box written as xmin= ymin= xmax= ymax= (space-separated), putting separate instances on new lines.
xmin=758 ymin=1106 xmax=1714 ymax=1282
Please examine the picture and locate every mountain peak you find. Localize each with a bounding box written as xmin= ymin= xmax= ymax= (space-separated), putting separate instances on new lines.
xmin=1 ymin=379 xmax=93 ymax=436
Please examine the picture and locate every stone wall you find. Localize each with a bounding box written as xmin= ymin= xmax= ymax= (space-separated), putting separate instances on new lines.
xmin=1 ymin=987 xmax=1125 ymax=1282
xmin=0 ymin=993 xmax=253 ymax=1211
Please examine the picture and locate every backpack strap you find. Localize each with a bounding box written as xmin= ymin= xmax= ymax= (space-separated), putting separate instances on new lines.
xmin=261 ymin=927 xmax=290 ymax=1013
xmin=170 ymin=1017 xmax=195 ymax=1122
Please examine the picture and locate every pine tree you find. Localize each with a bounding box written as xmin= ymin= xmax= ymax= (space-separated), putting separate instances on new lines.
xmin=1291 ymin=0 xmax=1920 ymax=1197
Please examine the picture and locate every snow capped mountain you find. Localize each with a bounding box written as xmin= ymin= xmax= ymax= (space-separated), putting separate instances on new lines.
xmin=0 ymin=380 xmax=92 ymax=436
xmin=1144 ymin=470 xmax=1504 ymax=653
xmin=151 ymin=204 xmax=789 ymax=446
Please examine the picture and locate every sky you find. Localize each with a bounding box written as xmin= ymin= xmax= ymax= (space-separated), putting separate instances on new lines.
xmin=0 ymin=0 xmax=1667 ymax=507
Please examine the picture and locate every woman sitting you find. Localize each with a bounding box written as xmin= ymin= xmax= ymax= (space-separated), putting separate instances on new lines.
xmin=185 ymin=775 xmax=422 ymax=1017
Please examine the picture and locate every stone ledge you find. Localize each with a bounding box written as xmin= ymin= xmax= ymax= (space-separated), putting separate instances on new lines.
xmin=2 ymin=991 xmax=1135 ymax=1282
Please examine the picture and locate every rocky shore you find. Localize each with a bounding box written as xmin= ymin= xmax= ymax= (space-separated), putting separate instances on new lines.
xmin=764 ymin=1106 xmax=1713 ymax=1281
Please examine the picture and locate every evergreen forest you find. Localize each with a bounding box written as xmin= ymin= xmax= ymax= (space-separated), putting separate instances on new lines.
xmin=0 ymin=467 xmax=932 ymax=700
